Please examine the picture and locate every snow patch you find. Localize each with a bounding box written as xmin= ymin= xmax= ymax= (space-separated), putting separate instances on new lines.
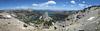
xmin=6 ymin=15 xmax=12 ymax=18
xmin=87 ymin=17 xmax=95 ymax=20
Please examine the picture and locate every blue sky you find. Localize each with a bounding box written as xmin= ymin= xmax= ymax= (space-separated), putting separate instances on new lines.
xmin=0 ymin=0 xmax=100 ymax=10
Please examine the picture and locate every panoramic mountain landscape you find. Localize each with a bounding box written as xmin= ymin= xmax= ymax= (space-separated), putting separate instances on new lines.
xmin=0 ymin=0 xmax=100 ymax=31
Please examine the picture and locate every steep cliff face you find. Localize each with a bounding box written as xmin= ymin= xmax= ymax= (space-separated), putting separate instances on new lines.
xmin=79 ymin=6 xmax=100 ymax=31
xmin=73 ymin=5 xmax=100 ymax=31
xmin=61 ymin=5 xmax=100 ymax=31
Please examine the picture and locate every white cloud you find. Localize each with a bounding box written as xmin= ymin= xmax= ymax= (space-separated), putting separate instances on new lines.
xmin=82 ymin=1 xmax=86 ymax=3
xmin=32 ymin=4 xmax=38 ymax=6
xmin=79 ymin=4 xmax=86 ymax=7
xmin=78 ymin=3 xmax=91 ymax=7
xmin=70 ymin=0 xmax=76 ymax=4
xmin=40 ymin=1 xmax=56 ymax=7
xmin=32 ymin=1 xmax=56 ymax=7
xmin=45 ymin=1 xmax=56 ymax=4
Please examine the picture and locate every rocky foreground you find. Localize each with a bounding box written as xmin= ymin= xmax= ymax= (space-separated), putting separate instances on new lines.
xmin=0 ymin=6 xmax=100 ymax=31
xmin=0 ymin=13 xmax=35 ymax=31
